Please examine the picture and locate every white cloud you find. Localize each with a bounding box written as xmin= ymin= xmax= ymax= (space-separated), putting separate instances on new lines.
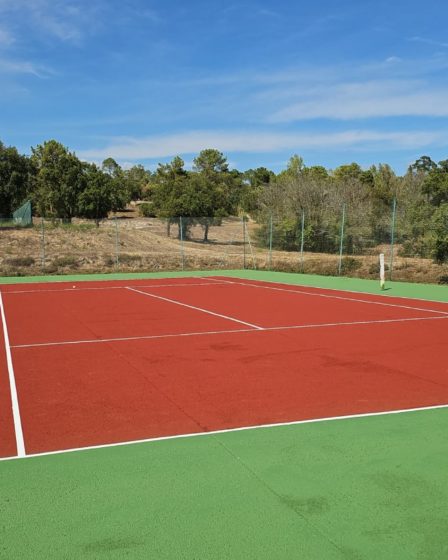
xmin=268 ymin=80 xmax=448 ymax=122
xmin=0 ymin=56 xmax=51 ymax=77
xmin=0 ymin=0 xmax=102 ymax=44
xmin=78 ymin=129 xmax=446 ymax=161
xmin=410 ymin=36 xmax=448 ymax=49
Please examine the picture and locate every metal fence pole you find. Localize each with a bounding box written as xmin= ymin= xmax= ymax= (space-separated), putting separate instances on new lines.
xmin=338 ymin=204 xmax=346 ymax=275
xmin=242 ymin=216 xmax=246 ymax=270
xmin=268 ymin=213 xmax=273 ymax=270
xmin=389 ymin=197 xmax=397 ymax=281
xmin=114 ymin=217 xmax=120 ymax=268
xmin=179 ymin=216 xmax=185 ymax=271
xmin=40 ymin=217 xmax=45 ymax=270
xmin=299 ymin=209 xmax=305 ymax=273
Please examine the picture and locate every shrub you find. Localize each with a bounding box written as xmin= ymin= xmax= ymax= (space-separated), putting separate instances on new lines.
xmin=4 ymin=257 xmax=35 ymax=267
xmin=340 ymin=257 xmax=361 ymax=272
xmin=52 ymin=256 xmax=79 ymax=268
xmin=138 ymin=203 xmax=156 ymax=217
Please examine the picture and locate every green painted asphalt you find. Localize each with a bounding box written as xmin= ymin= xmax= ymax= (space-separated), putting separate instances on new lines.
xmin=1 ymin=408 xmax=448 ymax=559
xmin=1 ymin=271 xmax=447 ymax=559
xmin=0 ymin=268 xmax=447 ymax=303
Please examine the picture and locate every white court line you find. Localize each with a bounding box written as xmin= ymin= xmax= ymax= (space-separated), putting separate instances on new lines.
xmin=213 ymin=275 xmax=448 ymax=307
xmin=4 ymin=281 xmax=230 ymax=295
xmin=0 ymin=292 xmax=26 ymax=457
xmin=11 ymin=314 xmax=448 ymax=349
xmin=1 ymin=402 xmax=448 ymax=463
xmin=126 ymin=286 xmax=264 ymax=330
xmin=217 ymin=277 xmax=448 ymax=316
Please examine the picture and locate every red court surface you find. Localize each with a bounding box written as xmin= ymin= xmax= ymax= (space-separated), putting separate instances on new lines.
xmin=1 ymin=276 xmax=448 ymax=458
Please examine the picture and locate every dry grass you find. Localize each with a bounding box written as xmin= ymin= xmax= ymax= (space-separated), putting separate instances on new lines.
xmin=1 ymin=213 xmax=447 ymax=284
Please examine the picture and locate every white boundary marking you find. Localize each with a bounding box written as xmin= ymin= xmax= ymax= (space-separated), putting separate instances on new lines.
xmin=0 ymin=292 xmax=26 ymax=457
xmin=4 ymin=281 xmax=229 ymax=295
xmin=11 ymin=314 xmax=448 ymax=349
xmin=1 ymin=402 xmax=447 ymax=463
xmin=126 ymin=286 xmax=264 ymax=330
xmin=211 ymin=275 xmax=448 ymax=307
xmin=217 ymin=278 xmax=448 ymax=316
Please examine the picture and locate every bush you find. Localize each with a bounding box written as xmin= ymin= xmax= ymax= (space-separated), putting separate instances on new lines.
xmin=438 ymin=275 xmax=448 ymax=285
xmin=368 ymin=261 xmax=390 ymax=274
xmin=138 ymin=203 xmax=156 ymax=217
xmin=340 ymin=257 xmax=361 ymax=272
xmin=52 ymin=256 xmax=79 ymax=268
xmin=4 ymin=257 xmax=35 ymax=267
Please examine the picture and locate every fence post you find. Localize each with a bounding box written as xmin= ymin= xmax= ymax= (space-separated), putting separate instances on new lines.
xmin=114 ymin=217 xmax=120 ymax=268
xmin=40 ymin=217 xmax=45 ymax=270
xmin=389 ymin=198 xmax=397 ymax=281
xmin=268 ymin=213 xmax=273 ymax=270
xmin=299 ymin=209 xmax=305 ymax=273
xmin=242 ymin=216 xmax=246 ymax=270
xmin=179 ymin=216 xmax=185 ymax=271
xmin=338 ymin=204 xmax=346 ymax=275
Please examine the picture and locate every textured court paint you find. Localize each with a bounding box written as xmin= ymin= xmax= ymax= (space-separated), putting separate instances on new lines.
xmin=3 ymin=277 xmax=448 ymax=456
xmin=0 ymin=314 xmax=17 ymax=457
xmin=1 ymin=271 xmax=447 ymax=558
xmin=0 ymin=293 xmax=25 ymax=456
xmin=1 ymin=408 xmax=447 ymax=559
xmin=0 ymin=269 xmax=447 ymax=303
xmin=10 ymin=317 xmax=448 ymax=455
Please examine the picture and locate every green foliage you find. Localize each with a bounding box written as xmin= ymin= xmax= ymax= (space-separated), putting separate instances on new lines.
xmin=124 ymin=165 xmax=151 ymax=200
xmin=32 ymin=140 xmax=85 ymax=221
xmin=1 ymin=136 xmax=447 ymax=268
xmin=0 ymin=141 xmax=33 ymax=218
xmin=422 ymin=162 xmax=448 ymax=206
xmin=101 ymin=158 xmax=131 ymax=210
xmin=138 ymin=202 xmax=155 ymax=217
xmin=77 ymin=163 xmax=116 ymax=225
xmin=431 ymin=204 xmax=448 ymax=263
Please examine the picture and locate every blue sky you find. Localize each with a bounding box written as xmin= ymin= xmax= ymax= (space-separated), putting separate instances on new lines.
xmin=1 ymin=0 xmax=448 ymax=174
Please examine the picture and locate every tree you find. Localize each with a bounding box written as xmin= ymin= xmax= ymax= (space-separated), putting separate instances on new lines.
xmin=241 ymin=167 xmax=274 ymax=214
xmin=422 ymin=160 xmax=448 ymax=206
xmin=431 ymin=203 xmax=448 ymax=263
xmin=31 ymin=140 xmax=85 ymax=222
xmin=409 ymin=156 xmax=437 ymax=174
xmin=78 ymin=164 xmax=115 ymax=226
xmin=151 ymin=157 xmax=190 ymax=237
xmin=192 ymin=149 xmax=229 ymax=174
xmin=0 ymin=141 xmax=33 ymax=218
xmin=192 ymin=149 xmax=236 ymax=241
xmin=101 ymin=158 xmax=131 ymax=211
xmin=124 ymin=165 xmax=151 ymax=200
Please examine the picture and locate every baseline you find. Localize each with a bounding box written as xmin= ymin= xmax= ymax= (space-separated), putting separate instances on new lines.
xmin=1 ymin=402 xmax=447 ymax=463
xmin=3 ymin=280 xmax=230 ymax=295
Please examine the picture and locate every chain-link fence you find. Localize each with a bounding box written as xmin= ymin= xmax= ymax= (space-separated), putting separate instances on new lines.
xmin=0 ymin=205 xmax=447 ymax=284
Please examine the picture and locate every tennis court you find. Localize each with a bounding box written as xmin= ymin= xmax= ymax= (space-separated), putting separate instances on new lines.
xmin=1 ymin=271 xmax=448 ymax=558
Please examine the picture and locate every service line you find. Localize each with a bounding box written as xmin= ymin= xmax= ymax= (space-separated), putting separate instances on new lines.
xmin=11 ymin=314 xmax=448 ymax=349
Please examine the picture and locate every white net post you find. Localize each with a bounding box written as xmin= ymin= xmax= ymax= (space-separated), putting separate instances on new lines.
xmin=379 ymin=253 xmax=385 ymax=290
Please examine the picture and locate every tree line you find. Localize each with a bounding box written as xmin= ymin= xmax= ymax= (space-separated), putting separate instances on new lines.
xmin=0 ymin=138 xmax=447 ymax=261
